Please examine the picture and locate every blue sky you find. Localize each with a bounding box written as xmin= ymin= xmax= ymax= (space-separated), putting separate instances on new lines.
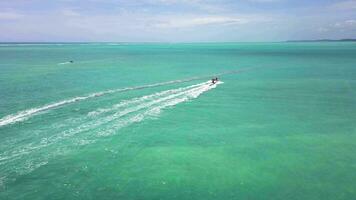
xmin=0 ymin=0 xmax=355 ymax=42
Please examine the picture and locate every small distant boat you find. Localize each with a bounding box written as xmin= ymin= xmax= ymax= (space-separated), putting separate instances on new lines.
xmin=57 ymin=60 xmax=74 ymax=65
xmin=210 ymin=77 xmax=219 ymax=86
xmin=211 ymin=77 xmax=218 ymax=84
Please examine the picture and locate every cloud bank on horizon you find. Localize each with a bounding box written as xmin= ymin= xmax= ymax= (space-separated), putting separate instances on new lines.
xmin=0 ymin=0 xmax=355 ymax=42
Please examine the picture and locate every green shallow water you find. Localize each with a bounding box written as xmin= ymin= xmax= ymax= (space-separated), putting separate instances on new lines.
xmin=0 ymin=42 xmax=356 ymax=199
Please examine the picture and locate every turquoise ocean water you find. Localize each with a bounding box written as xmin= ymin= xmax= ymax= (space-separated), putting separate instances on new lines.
xmin=0 ymin=42 xmax=355 ymax=199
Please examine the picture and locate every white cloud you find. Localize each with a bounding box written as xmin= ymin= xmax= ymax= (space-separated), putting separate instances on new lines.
xmin=0 ymin=11 xmax=23 ymax=20
xmin=150 ymin=0 xmax=201 ymax=4
xmin=60 ymin=9 xmax=81 ymax=17
xmin=153 ymin=16 xmax=247 ymax=28
xmin=345 ymin=19 xmax=356 ymax=25
xmin=317 ymin=27 xmax=329 ymax=32
xmin=334 ymin=19 xmax=356 ymax=28
xmin=313 ymin=19 xmax=356 ymax=36
xmin=247 ymin=0 xmax=282 ymax=3
xmin=86 ymin=0 xmax=225 ymax=11
xmin=331 ymin=0 xmax=356 ymax=10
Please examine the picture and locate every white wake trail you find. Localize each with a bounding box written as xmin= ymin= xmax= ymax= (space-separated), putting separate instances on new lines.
xmin=0 ymin=81 xmax=222 ymax=180
xmin=0 ymin=79 xmax=208 ymax=127
xmin=0 ymin=82 xmax=212 ymax=163
xmin=26 ymin=82 xmax=213 ymax=148
xmin=96 ymin=81 xmax=223 ymax=137
xmin=0 ymin=66 xmax=254 ymax=127
xmin=87 ymin=82 xmax=207 ymax=117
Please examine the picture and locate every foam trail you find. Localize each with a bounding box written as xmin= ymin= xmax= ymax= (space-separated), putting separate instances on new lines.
xmin=40 ymin=82 xmax=210 ymax=146
xmin=0 ymin=80 xmax=198 ymax=127
xmin=0 ymin=81 xmax=221 ymax=180
xmin=88 ymin=82 xmax=207 ymax=117
xmin=0 ymin=67 xmax=254 ymax=127
xmin=57 ymin=62 xmax=71 ymax=65
xmin=97 ymin=81 xmax=223 ymax=137
xmin=0 ymin=82 xmax=207 ymax=163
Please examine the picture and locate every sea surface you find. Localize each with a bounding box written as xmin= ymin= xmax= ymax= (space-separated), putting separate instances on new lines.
xmin=0 ymin=42 xmax=355 ymax=200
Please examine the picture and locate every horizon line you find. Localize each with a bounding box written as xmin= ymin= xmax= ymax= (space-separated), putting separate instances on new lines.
xmin=1 ymin=39 xmax=356 ymax=44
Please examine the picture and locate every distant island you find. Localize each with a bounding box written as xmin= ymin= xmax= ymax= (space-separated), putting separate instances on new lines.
xmin=286 ymin=39 xmax=356 ymax=42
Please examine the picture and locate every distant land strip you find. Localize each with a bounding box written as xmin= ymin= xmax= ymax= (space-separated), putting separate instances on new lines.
xmin=286 ymin=39 xmax=356 ymax=42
